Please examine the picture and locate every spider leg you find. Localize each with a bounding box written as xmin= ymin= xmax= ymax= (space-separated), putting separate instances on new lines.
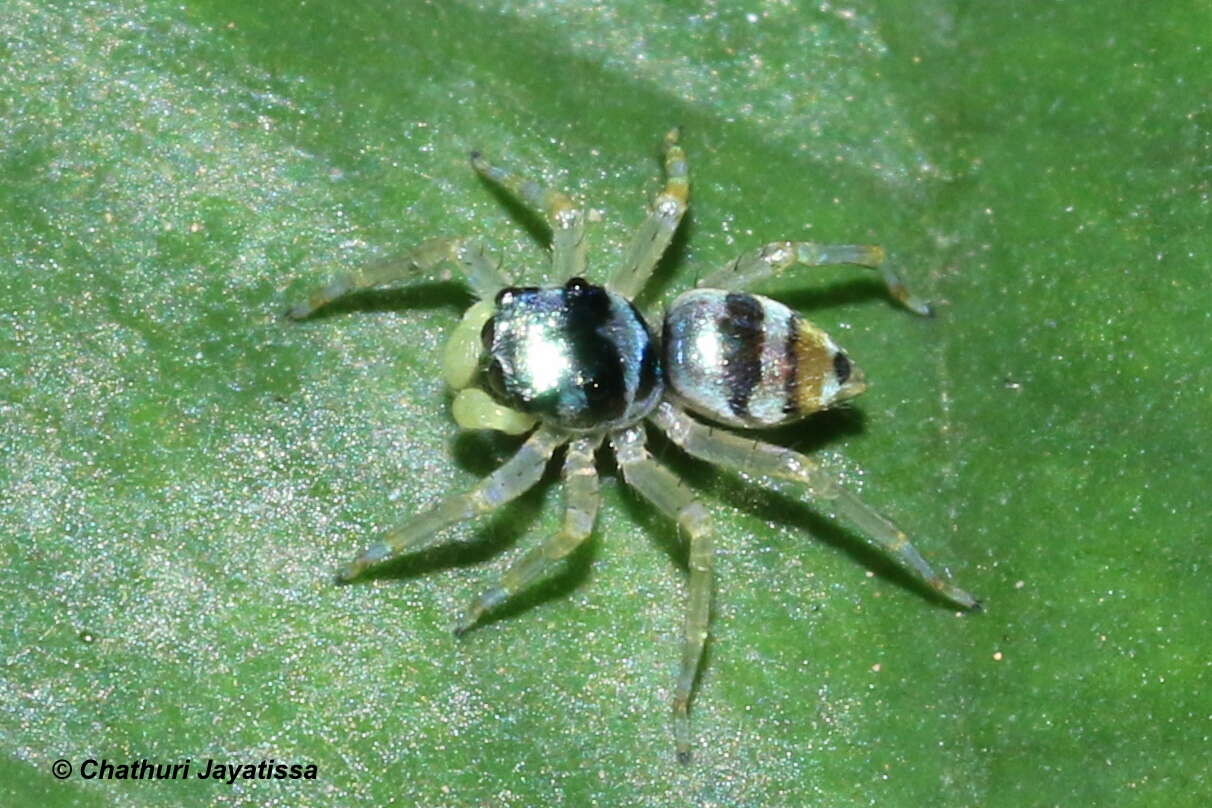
xmin=470 ymin=150 xmax=587 ymax=282
xmin=698 ymin=240 xmax=931 ymax=316
xmin=454 ymin=435 xmax=602 ymax=635
xmin=650 ymin=402 xmax=977 ymax=609
xmin=610 ymin=423 xmax=713 ymax=764
xmin=607 ymin=128 xmax=689 ymax=299
xmin=287 ymin=237 xmax=508 ymax=319
xmin=336 ymin=426 xmax=567 ymax=582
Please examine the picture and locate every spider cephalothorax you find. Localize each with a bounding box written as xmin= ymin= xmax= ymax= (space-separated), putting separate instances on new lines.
xmin=288 ymin=129 xmax=977 ymax=763
xmin=483 ymin=277 xmax=662 ymax=432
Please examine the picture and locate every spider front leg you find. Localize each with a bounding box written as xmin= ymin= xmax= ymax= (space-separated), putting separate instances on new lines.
xmin=336 ymin=426 xmax=567 ymax=582
xmin=470 ymin=150 xmax=587 ymax=281
xmin=699 ymin=240 xmax=932 ymax=316
xmin=607 ymin=128 xmax=689 ymax=299
xmin=287 ymin=237 xmax=509 ymax=319
xmin=454 ymin=435 xmax=602 ymax=635
xmin=650 ymin=402 xmax=977 ymax=609
xmin=610 ymin=423 xmax=714 ymax=764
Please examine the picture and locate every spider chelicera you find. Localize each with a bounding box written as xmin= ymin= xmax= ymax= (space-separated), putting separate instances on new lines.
xmin=288 ymin=129 xmax=977 ymax=763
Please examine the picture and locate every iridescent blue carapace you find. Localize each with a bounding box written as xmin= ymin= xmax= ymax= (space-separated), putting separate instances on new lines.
xmin=483 ymin=277 xmax=662 ymax=432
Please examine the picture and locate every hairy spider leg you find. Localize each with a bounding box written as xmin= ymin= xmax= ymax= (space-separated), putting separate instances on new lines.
xmin=454 ymin=435 xmax=602 ymax=635
xmin=650 ymin=402 xmax=977 ymax=609
xmin=699 ymin=240 xmax=932 ymax=316
xmin=607 ymin=128 xmax=689 ymax=299
xmin=336 ymin=427 xmax=567 ymax=583
xmin=470 ymin=150 xmax=587 ymax=282
xmin=286 ymin=237 xmax=509 ymax=319
xmin=610 ymin=423 xmax=714 ymax=764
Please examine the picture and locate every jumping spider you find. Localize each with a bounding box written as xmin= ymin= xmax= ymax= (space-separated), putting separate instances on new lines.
xmin=288 ymin=129 xmax=977 ymax=763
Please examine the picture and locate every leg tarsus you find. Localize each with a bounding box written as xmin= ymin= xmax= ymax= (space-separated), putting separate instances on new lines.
xmin=674 ymin=697 xmax=692 ymax=764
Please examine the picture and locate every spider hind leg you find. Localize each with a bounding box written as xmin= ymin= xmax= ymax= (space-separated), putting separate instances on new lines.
xmin=650 ymin=401 xmax=977 ymax=609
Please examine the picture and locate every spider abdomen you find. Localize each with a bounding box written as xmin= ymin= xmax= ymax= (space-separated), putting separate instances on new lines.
xmin=484 ymin=277 xmax=663 ymax=432
xmin=662 ymin=289 xmax=866 ymax=428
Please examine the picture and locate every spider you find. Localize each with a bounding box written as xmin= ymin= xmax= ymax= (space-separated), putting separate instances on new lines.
xmin=288 ymin=129 xmax=977 ymax=763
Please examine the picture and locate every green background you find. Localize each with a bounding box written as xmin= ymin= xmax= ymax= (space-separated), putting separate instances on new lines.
xmin=2 ymin=1 xmax=1208 ymax=805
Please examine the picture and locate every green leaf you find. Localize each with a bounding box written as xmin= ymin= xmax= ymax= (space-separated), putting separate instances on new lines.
xmin=2 ymin=1 xmax=1207 ymax=805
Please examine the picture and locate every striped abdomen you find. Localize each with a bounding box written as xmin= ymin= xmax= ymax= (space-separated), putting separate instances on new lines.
xmin=661 ymin=289 xmax=865 ymax=428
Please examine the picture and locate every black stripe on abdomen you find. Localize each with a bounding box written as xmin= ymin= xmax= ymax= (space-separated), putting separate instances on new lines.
xmin=720 ymin=293 xmax=765 ymax=420
xmin=782 ymin=311 xmax=800 ymax=415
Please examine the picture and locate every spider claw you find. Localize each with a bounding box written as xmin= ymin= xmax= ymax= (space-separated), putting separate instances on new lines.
xmin=334 ymin=544 xmax=381 ymax=583
xmin=453 ymin=613 xmax=483 ymax=637
xmin=944 ymin=583 xmax=981 ymax=611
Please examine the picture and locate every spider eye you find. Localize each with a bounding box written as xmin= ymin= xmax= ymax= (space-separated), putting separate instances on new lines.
xmin=486 ymin=358 xmax=508 ymax=399
xmin=494 ymin=285 xmax=539 ymax=306
xmin=582 ymin=378 xmax=610 ymax=403
xmin=480 ymin=316 xmax=496 ymax=351
xmin=565 ymin=276 xmax=590 ymax=295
